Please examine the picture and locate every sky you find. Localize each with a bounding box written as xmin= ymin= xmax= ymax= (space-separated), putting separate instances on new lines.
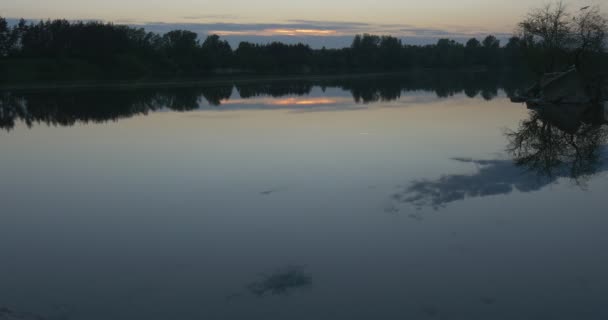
xmin=2 ymin=0 xmax=602 ymax=48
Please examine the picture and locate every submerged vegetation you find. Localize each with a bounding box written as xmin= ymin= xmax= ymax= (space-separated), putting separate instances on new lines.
xmin=0 ymin=2 xmax=604 ymax=82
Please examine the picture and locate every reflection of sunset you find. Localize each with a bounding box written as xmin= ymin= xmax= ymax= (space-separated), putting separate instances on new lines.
xmin=219 ymin=97 xmax=341 ymax=106
xmin=271 ymin=98 xmax=337 ymax=105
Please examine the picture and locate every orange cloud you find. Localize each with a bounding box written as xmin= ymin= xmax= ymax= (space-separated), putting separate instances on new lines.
xmin=208 ymin=28 xmax=338 ymax=37
xmin=271 ymin=29 xmax=337 ymax=36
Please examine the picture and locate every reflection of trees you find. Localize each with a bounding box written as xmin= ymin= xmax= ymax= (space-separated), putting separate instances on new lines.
xmin=235 ymin=71 xmax=529 ymax=104
xmin=201 ymin=85 xmax=233 ymax=106
xmin=236 ymin=81 xmax=313 ymax=99
xmin=321 ymin=71 xmax=526 ymax=103
xmin=348 ymin=80 xmax=402 ymax=103
xmin=0 ymin=85 xmax=233 ymax=130
xmin=392 ymin=104 xmax=608 ymax=210
xmin=156 ymin=88 xmax=205 ymax=111
xmin=506 ymin=107 xmax=608 ymax=182
xmin=0 ymin=90 xmax=163 ymax=129
xmin=0 ymin=72 xmax=529 ymax=130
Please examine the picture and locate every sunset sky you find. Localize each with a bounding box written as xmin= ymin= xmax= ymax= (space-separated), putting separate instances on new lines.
xmin=3 ymin=0 xmax=602 ymax=47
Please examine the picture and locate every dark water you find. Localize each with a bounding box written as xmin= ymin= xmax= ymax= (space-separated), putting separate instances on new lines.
xmin=1 ymin=73 xmax=608 ymax=320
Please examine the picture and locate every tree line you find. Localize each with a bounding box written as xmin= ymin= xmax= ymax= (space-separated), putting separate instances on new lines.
xmin=0 ymin=2 xmax=606 ymax=81
xmin=0 ymin=18 xmax=527 ymax=81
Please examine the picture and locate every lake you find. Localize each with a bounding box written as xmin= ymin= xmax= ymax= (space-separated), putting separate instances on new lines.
xmin=1 ymin=73 xmax=608 ymax=320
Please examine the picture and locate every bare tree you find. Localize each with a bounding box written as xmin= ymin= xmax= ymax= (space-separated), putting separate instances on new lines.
xmin=518 ymin=1 xmax=571 ymax=48
xmin=518 ymin=1 xmax=572 ymax=71
xmin=518 ymin=1 xmax=608 ymax=71
xmin=572 ymin=5 xmax=608 ymax=65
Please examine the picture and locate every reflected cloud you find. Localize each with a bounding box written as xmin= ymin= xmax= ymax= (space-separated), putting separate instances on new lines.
xmin=392 ymin=158 xmax=552 ymax=210
xmin=247 ymin=265 xmax=312 ymax=296
xmin=391 ymin=104 xmax=608 ymax=210
xmin=392 ymin=150 xmax=608 ymax=210
xmin=270 ymin=97 xmax=338 ymax=105
xmin=0 ymin=307 xmax=58 ymax=320
xmin=219 ymin=97 xmax=347 ymax=108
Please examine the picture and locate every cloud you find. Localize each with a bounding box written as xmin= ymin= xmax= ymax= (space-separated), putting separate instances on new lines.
xmin=4 ymin=17 xmax=513 ymax=48
xmin=207 ymin=28 xmax=338 ymax=37
xmin=134 ymin=20 xmax=512 ymax=48
xmin=399 ymin=26 xmax=512 ymax=39
xmin=400 ymin=27 xmax=457 ymax=36
xmin=113 ymin=18 xmax=137 ymax=24
xmin=286 ymin=19 xmax=372 ymax=29
xmin=181 ymin=14 xmax=239 ymax=20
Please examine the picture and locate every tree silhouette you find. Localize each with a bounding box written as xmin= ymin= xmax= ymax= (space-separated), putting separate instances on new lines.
xmin=1 ymin=9 xmax=606 ymax=82
xmin=0 ymin=17 xmax=9 ymax=57
xmin=201 ymin=34 xmax=233 ymax=70
xmin=506 ymin=107 xmax=608 ymax=182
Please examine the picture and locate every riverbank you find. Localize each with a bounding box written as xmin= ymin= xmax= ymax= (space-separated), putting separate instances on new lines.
xmin=0 ymin=68 xmax=523 ymax=93
xmin=0 ymin=72 xmax=388 ymax=92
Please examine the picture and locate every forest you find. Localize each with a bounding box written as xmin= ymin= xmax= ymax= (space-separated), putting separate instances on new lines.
xmin=0 ymin=3 xmax=606 ymax=82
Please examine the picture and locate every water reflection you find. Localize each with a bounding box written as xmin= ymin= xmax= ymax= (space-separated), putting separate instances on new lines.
xmin=0 ymin=72 xmax=526 ymax=130
xmin=394 ymin=102 xmax=608 ymax=210
xmin=0 ymin=88 xmax=207 ymax=129
xmin=270 ymin=98 xmax=338 ymax=106
xmin=392 ymin=157 xmax=553 ymax=210
xmin=0 ymin=307 xmax=59 ymax=320
xmin=2 ymin=74 xmax=608 ymax=320
xmin=247 ymin=266 xmax=312 ymax=297
xmin=236 ymin=81 xmax=313 ymax=99
xmin=506 ymin=105 xmax=608 ymax=182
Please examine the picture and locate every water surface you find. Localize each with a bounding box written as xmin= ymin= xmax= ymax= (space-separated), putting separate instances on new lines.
xmin=1 ymin=73 xmax=607 ymax=320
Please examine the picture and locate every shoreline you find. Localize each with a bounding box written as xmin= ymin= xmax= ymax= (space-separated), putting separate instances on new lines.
xmin=0 ymin=69 xmax=503 ymax=92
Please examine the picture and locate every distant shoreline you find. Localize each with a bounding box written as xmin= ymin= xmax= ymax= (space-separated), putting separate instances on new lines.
xmin=0 ymin=68 xmax=506 ymax=92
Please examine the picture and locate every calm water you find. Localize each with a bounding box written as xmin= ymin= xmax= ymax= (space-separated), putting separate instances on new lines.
xmin=1 ymin=73 xmax=608 ymax=320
